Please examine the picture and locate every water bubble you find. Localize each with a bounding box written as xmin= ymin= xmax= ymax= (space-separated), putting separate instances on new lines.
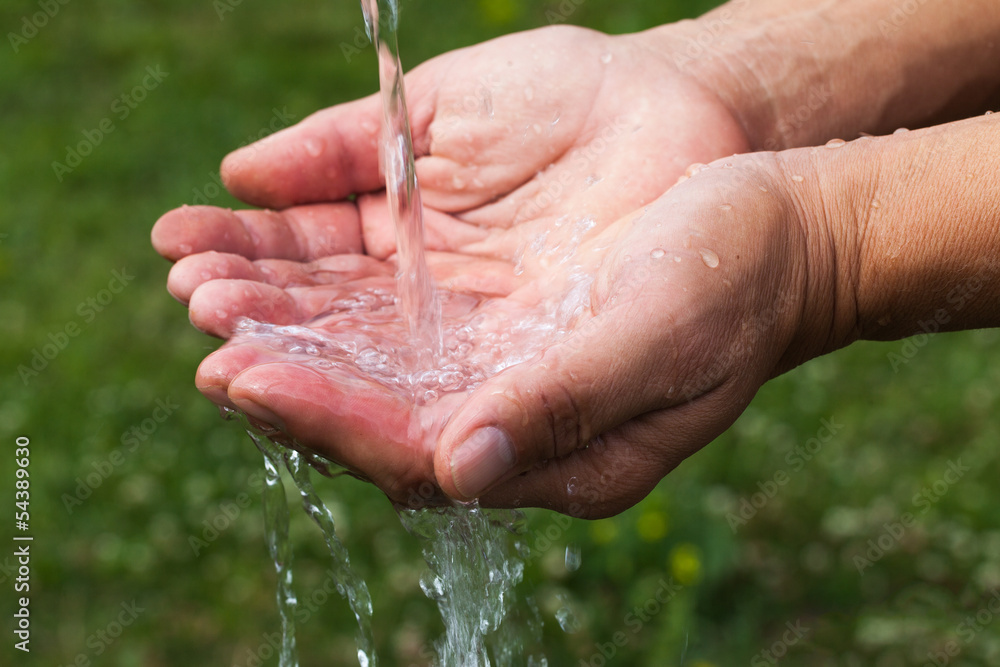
xmin=825 ymin=138 xmax=846 ymax=148
xmin=894 ymin=127 xmax=909 ymax=134
xmin=564 ymin=544 xmax=582 ymax=572
xmin=871 ymin=200 xmax=881 ymax=209
xmin=304 ymin=138 xmax=324 ymax=157
xmin=791 ymin=174 xmax=805 ymax=183
xmin=698 ymin=248 xmax=720 ymax=269
xmin=650 ymin=248 xmax=667 ymax=260
xmin=986 ymin=110 xmax=994 ymax=116
xmin=178 ymin=243 xmax=193 ymax=255
xmin=600 ymin=53 xmax=613 ymax=64
xmin=718 ymin=204 xmax=733 ymax=212
xmin=674 ymin=255 xmax=682 ymax=263
xmin=555 ymin=605 xmax=581 ymax=633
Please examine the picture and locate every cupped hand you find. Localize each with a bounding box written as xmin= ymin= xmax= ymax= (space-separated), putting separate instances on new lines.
xmin=151 ymin=23 xmax=770 ymax=514
xmin=153 ymin=24 xmax=750 ymax=305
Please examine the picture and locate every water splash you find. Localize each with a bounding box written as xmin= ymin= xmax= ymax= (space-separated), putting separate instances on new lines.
xmin=399 ymin=506 xmax=546 ymax=666
xmin=235 ymin=410 xmax=378 ymax=667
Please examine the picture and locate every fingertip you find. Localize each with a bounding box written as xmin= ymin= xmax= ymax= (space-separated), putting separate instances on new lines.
xmin=188 ymin=279 xmax=300 ymax=338
xmin=152 ymin=205 xmax=256 ymax=261
xmin=167 ymin=252 xmax=259 ymax=304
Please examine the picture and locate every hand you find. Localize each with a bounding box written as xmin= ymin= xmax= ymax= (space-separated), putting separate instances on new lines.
xmin=151 ymin=23 xmax=756 ymax=511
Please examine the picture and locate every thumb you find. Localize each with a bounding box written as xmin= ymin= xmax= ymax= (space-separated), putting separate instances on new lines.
xmin=434 ymin=303 xmax=676 ymax=501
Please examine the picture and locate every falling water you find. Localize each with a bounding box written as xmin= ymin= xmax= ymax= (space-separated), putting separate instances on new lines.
xmin=360 ymin=0 xmax=441 ymax=357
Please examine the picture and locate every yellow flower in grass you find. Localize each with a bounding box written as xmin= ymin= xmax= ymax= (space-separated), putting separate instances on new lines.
xmin=478 ymin=0 xmax=520 ymax=24
xmin=669 ymin=543 xmax=702 ymax=586
xmin=636 ymin=509 xmax=668 ymax=542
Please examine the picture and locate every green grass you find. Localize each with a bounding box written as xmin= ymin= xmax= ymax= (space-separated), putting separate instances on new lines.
xmin=3 ymin=0 xmax=1000 ymax=665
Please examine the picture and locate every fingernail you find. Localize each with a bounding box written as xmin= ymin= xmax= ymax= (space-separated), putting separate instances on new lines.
xmin=450 ymin=427 xmax=516 ymax=499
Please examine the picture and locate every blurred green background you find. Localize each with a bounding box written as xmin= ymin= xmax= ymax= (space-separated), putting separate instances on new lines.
xmin=3 ymin=0 xmax=1000 ymax=665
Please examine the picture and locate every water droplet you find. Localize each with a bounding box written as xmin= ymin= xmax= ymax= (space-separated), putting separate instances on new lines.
xmin=893 ymin=127 xmax=909 ymax=134
xmin=178 ymin=243 xmax=193 ymax=255
xmin=451 ymin=174 xmax=467 ymax=190
xmin=600 ymin=53 xmax=613 ymax=64
xmin=791 ymin=174 xmax=804 ymax=183
xmin=199 ymin=271 xmax=214 ymax=281
xmin=825 ymin=138 xmax=846 ymax=148
xmin=684 ymin=163 xmax=707 ymax=178
xmin=870 ymin=200 xmax=881 ymax=209
xmin=650 ymin=248 xmax=667 ymax=260
xmin=304 ymin=138 xmax=324 ymax=157
xmin=673 ymin=255 xmax=682 ymax=263
xmin=698 ymin=248 xmax=720 ymax=268
xmin=215 ymin=309 xmax=228 ymax=320
xmin=986 ymin=110 xmax=994 ymax=116
xmin=722 ymin=162 xmax=734 ymax=169
xmin=758 ymin=185 xmax=769 ymax=193
xmin=718 ymin=204 xmax=733 ymax=211
xmin=555 ymin=604 xmax=581 ymax=633
xmin=565 ymin=544 xmax=582 ymax=572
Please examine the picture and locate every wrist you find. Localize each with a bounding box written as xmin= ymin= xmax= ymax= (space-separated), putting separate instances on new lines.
xmin=783 ymin=115 xmax=1000 ymax=353
xmin=636 ymin=1 xmax=1000 ymax=151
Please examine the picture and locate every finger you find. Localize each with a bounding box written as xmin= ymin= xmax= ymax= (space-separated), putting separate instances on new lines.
xmin=152 ymin=204 xmax=363 ymax=262
xmin=224 ymin=360 xmax=439 ymax=501
xmin=356 ymin=194 xmax=489 ymax=259
xmin=188 ymin=276 xmax=405 ymax=338
xmin=220 ymin=60 xmax=441 ymax=209
xmin=188 ymin=279 xmax=302 ymax=338
xmin=220 ymin=97 xmax=383 ymax=209
xmin=479 ymin=384 xmax=751 ymax=518
xmin=433 ymin=295 xmax=685 ymax=502
xmin=167 ymin=252 xmax=391 ymax=304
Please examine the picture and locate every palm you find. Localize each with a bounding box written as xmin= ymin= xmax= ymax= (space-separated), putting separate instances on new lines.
xmin=152 ymin=25 xmax=751 ymax=506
